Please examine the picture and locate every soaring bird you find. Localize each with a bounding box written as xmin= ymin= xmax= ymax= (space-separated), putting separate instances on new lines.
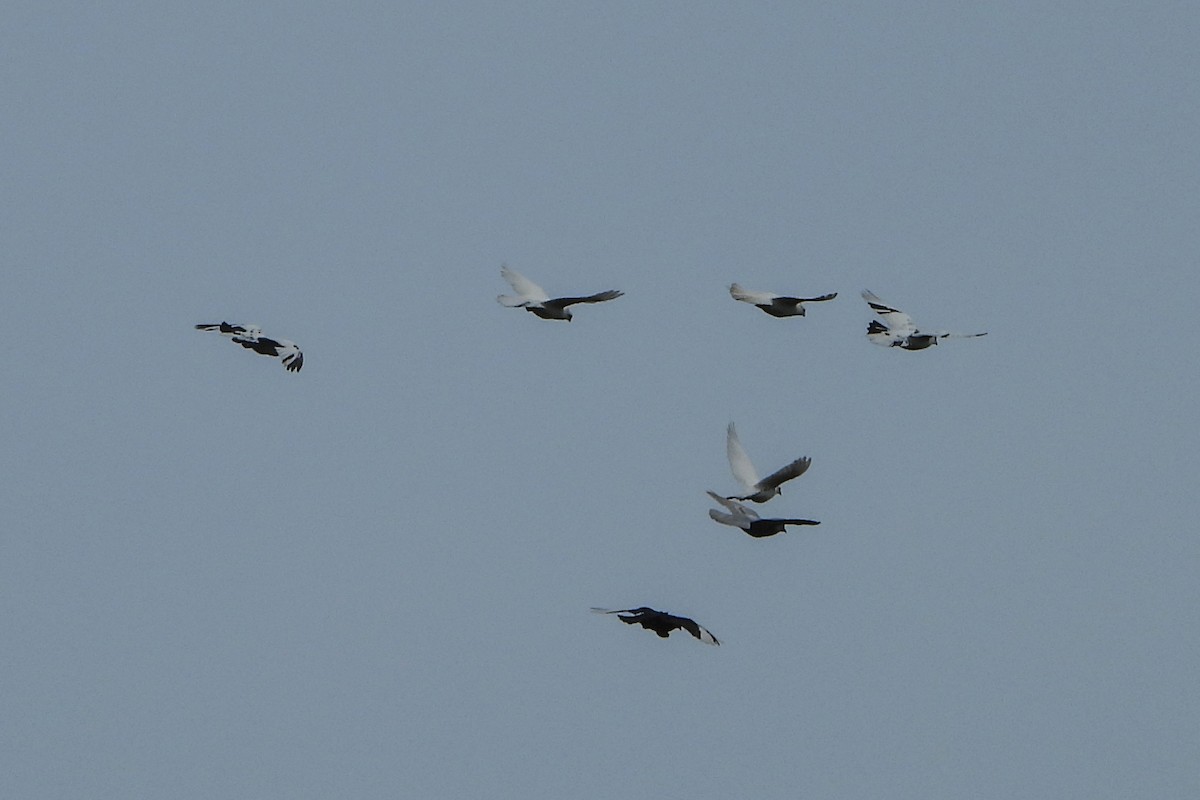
xmin=195 ymin=323 xmax=303 ymax=372
xmin=861 ymin=290 xmax=987 ymax=350
xmin=496 ymin=265 xmax=623 ymax=321
xmin=591 ymin=607 xmax=719 ymax=645
xmin=706 ymin=491 xmax=820 ymax=538
xmin=729 ymin=284 xmax=837 ymax=317
xmin=725 ymin=422 xmax=811 ymax=503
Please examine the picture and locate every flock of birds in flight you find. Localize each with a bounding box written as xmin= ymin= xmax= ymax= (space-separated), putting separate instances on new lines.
xmin=197 ymin=266 xmax=988 ymax=646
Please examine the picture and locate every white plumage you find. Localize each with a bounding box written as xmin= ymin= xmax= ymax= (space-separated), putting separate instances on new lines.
xmin=725 ymin=422 xmax=811 ymax=503
xmin=497 ymin=265 xmax=623 ymax=321
xmin=861 ymin=290 xmax=987 ymax=350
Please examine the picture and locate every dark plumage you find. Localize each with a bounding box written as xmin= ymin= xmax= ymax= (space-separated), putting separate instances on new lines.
xmin=591 ymin=607 xmax=719 ymax=645
xmin=497 ymin=265 xmax=623 ymax=321
xmin=729 ymin=284 xmax=837 ymax=317
xmin=707 ymin=491 xmax=820 ymax=538
xmin=196 ymin=322 xmax=303 ymax=372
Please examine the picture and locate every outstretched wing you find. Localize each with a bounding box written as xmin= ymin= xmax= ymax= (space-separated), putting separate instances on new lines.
xmin=861 ymin=290 xmax=916 ymax=335
xmin=277 ymin=340 xmax=303 ymax=372
xmin=706 ymin=490 xmax=759 ymax=519
xmin=726 ymin=422 xmax=761 ymax=491
xmin=673 ymin=615 xmax=720 ymax=646
xmin=546 ymin=290 xmax=623 ymax=309
xmin=706 ymin=491 xmax=758 ymax=528
xmin=866 ymin=319 xmax=901 ymax=347
xmin=796 ymin=292 xmax=837 ymax=303
xmin=758 ymin=456 xmax=811 ymax=492
xmin=231 ymin=334 xmax=303 ymax=372
xmin=499 ymin=265 xmax=549 ymax=304
xmin=708 ymin=508 xmax=742 ymax=528
xmin=196 ymin=322 xmax=256 ymax=337
xmin=729 ymin=283 xmax=776 ymax=305
xmin=938 ymin=330 xmax=988 ymax=340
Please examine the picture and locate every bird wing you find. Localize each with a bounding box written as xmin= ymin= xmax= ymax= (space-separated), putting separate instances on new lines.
xmin=499 ymin=265 xmax=549 ymax=303
xmin=861 ymin=290 xmax=916 ymax=335
xmin=546 ymin=290 xmax=623 ymax=309
xmin=708 ymin=508 xmax=745 ymax=528
xmin=866 ymin=319 xmax=902 ymax=346
xmin=726 ymin=422 xmax=761 ymax=491
xmin=797 ymin=292 xmax=838 ymax=303
xmin=675 ymin=616 xmax=720 ymax=646
xmin=232 ymin=333 xmax=267 ymax=349
xmin=230 ymin=334 xmax=303 ymax=371
xmin=938 ymin=330 xmax=988 ymax=339
xmin=774 ymin=518 xmax=821 ymax=526
xmin=758 ymin=456 xmax=812 ymax=492
xmin=277 ymin=340 xmax=303 ymax=372
xmin=729 ymin=284 xmax=776 ymax=305
xmin=196 ymin=322 xmax=255 ymax=337
xmin=706 ymin=490 xmax=759 ymax=524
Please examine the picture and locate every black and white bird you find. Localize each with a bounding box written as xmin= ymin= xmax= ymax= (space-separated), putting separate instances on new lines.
xmin=706 ymin=491 xmax=820 ymax=538
xmin=591 ymin=607 xmax=720 ymax=645
xmin=496 ymin=265 xmax=623 ymax=321
xmin=195 ymin=323 xmax=303 ymax=372
xmin=725 ymin=422 xmax=811 ymax=503
xmin=861 ymin=290 xmax=987 ymax=350
xmin=729 ymin=284 xmax=837 ymax=317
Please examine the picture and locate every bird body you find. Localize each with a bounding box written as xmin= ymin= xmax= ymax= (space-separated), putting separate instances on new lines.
xmin=726 ymin=422 xmax=811 ymax=503
xmin=706 ymin=491 xmax=819 ymax=538
xmin=729 ymin=284 xmax=837 ymax=317
xmin=497 ymin=265 xmax=623 ymax=321
xmin=591 ymin=607 xmax=719 ymax=645
xmin=196 ymin=322 xmax=303 ymax=372
xmin=861 ymin=290 xmax=986 ymax=350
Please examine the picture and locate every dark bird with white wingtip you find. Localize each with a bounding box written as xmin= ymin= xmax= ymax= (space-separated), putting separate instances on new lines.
xmin=591 ymin=607 xmax=720 ymax=645
xmin=196 ymin=323 xmax=303 ymax=372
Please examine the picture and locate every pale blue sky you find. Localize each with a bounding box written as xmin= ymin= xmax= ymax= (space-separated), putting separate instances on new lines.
xmin=2 ymin=3 xmax=1198 ymax=798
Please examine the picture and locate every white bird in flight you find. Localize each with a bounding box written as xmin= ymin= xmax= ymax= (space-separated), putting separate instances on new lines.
xmin=195 ymin=323 xmax=304 ymax=372
xmin=496 ymin=265 xmax=623 ymax=321
xmin=725 ymin=422 xmax=811 ymax=503
xmin=861 ymin=290 xmax=987 ymax=350
xmin=728 ymin=284 xmax=837 ymax=317
xmin=705 ymin=491 xmax=820 ymax=538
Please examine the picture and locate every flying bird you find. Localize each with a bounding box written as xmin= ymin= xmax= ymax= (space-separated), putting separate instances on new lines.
xmin=194 ymin=321 xmax=255 ymax=337
xmin=706 ymin=491 xmax=820 ymax=538
xmin=729 ymin=284 xmax=837 ymax=317
xmin=195 ymin=323 xmax=303 ymax=372
xmin=496 ymin=265 xmax=623 ymax=321
xmin=725 ymin=422 xmax=811 ymax=503
xmin=591 ymin=607 xmax=719 ymax=645
xmin=861 ymin=290 xmax=987 ymax=350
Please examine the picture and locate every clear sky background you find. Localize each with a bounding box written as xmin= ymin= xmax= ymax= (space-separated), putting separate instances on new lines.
xmin=3 ymin=2 xmax=1198 ymax=798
